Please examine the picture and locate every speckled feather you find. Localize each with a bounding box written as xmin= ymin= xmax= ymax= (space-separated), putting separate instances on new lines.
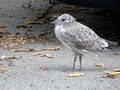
xmin=53 ymin=14 xmax=109 ymax=71
xmin=54 ymin=14 xmax=108 ymax=54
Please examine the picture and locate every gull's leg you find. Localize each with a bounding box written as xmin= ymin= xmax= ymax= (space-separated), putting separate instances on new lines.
xmin=73 ymin=55 xmax=77 ymax=71
xmin=79 ymin=54 xmax=82 ymax=71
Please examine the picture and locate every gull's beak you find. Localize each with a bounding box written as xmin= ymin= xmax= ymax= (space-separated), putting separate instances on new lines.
xmin=50 ymin=20 xmax=57 ymax=24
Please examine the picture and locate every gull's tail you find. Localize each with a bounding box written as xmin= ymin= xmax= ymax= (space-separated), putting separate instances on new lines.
xmin=105 ymin=39 xmax=118 ymax=46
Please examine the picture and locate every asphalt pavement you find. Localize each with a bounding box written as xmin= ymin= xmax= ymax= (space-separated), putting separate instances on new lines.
xmin=0 ymin=0 xmax=120 ymax=90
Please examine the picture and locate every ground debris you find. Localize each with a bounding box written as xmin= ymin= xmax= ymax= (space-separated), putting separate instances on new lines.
xmin=40 ymin=54 xmax=54 ymax=58
xmin=43 ymin=47 xmax=60 ymax=51
xmin=13 ymin=55 xmax=22 ymax=59
xmin=51 ymin=42 xmax=61 ymax=45
xmin=0 ymin=55 xmax=22 ymax=60
xmin=16 ymin=25 xmax=32 ymax=29
xmin=0 ymin=68 xmax=8 ymax=73
xmin=113 ymin=52 xmax=120 ymax=55
xmin=68 ymin=73 xmax=85 ymax=77
xmin=103 ymin=69 xmax=120 ymax=79
xmin=1 ymin=55 xmax=7 ymax=60
xmin=0 ymin=29 xmax=10 ymax=34
xmin=0 ymin=25 xmax=6 ymax=28
xmin=32 ymin=52 xmax=42 ymax=56
xmin=0 ymin=32 xmax=51 ymax=49
xmin=40 ymin=65 xmax=47 ymax=70
xmin=95 ymin=62 xmax=104 ymax=68
xmin=12 ymin=48 xmax=35 ymax=52
xmin=114 ymin=69 xmax=120 ymax=72
xmin=24 ymin=18 xmax=45 ymax=24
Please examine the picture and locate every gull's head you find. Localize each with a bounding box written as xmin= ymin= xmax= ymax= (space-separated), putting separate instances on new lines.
xmin=51 ymin=14 xmax=76 ymax=25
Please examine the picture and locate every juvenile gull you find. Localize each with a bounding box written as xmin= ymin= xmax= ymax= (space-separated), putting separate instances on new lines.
xmin=51 ymin=14 xmax=115 ymax=71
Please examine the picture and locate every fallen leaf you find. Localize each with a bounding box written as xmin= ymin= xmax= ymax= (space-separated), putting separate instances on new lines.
xmin=95 ymin=62 xmax=104 ymax=68
xmin=16 ymin=25 xmax=32 ymax=29
xmin=0 ymin=25 xmax=6 ymax=28
xmin=32 ymin=52 xmax=42 ymax=56
xmin=0 ymin=68 xmax=8 ymax=73
xmin=114 ymin=69 xmax=120 ymax=72
xmin=103 ymin=69 xmax=120 ymax=78
xmin=1 ymin=55 xmax=7 ymax=60
xmin=40 ymin=65 xmax=47 ymax=70
xmin=0 ymin=29 xmax=7 ymax=34
xmin=12 ymin=49 xmax=15 ymax=52
xmin=68 ymin=73 xmax=85 ymax=77
xmin=40 ymin=54 xmax=54 ymax=58
xmin=51 ymin=42 xmax=61 ymax=45
xmin=114 ymin=52 xmax=120 ymax=55
xmin=13 ymin=55 xmax=22 ymax=59
xmin=12 ymin=48 xmax=35 ymax=52
xmin=43 ymin=47 xmax=60 ymax=51
xmin=24 ymin=18 xmax=45 ymax=24
xmin=104 ymin=71 xmax=111 ymax=74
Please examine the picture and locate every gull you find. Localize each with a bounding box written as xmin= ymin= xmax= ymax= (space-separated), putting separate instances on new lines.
xmin=51 ymin=14 xmax=117 ymax=71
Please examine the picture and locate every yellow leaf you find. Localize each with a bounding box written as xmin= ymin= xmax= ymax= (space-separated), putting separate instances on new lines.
xmin=40 ymin=65 xmax=46 ymax=70
xmin=13 ymin=55 xmax=22 ymax=59
xmin=110 ymin=72 xmax=120 ymax=75
xmin=40 ymin=54 xmax=54 ymax=58
xmin=114 ymin=69 xmax=120 ymax=72
xmin=95 ymin=62 xmax=104 ymax=68
xmin=0 ymin=68 xmax=8 ymax=73
xmin=32 ymin=52 xmax=42 ymax=56
xmin=43 ymin=47 xmax=60 ymax=51
xmin=12 ymin=49 xmax=15 ymax=52
xmin=2 ymin=55 xmax=7 ymax=60
xmin=104 ymin=71 xmax=111 ymax=74
xmin=24 ymin=22 xmax=28 ymax=25
xmin=103 ymin=69 xmax=120 ymax=78
xmin=68 ymin=73 xmax=85 ymax=77
xmin=114 ymin=52 xmax=120 ymax=55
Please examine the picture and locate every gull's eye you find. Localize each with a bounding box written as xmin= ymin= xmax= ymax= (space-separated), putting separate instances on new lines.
xmin=61 ymin=19 xmax=65 ymax=21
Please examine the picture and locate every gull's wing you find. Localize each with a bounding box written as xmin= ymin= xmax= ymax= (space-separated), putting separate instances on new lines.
xmin=61 ymin=22 xmax=108 ymax=51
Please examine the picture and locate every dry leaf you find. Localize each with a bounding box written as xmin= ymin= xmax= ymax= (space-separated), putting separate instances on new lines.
xmin=103 ymin=69 xmax=120 ymax=78
xmin=68 ymin=73 xmax=85 ymax=77
xmin=12 ymin=48 xmax=35 ymax=52
xmin=13 ymin=55 xmax=22 ymax=59
xmin=0 ymin=29 xmax=7 ymax=34
xmin=16 ymin=25 xmax=32 ymax=29
xmin=32 ymin=52 xmax=42 ymax=56
xmin=114 ymin=52 xmax=120 ymax=55
xmin=51 ymin=42 xmax=61 ymax=45
xmin=95 ymin=62 xmax=104 ymax=68
xmin=114 ymin=69 xmax=120 ymax=72
xmin=40 ymin=54 xmax=54 ymax=58
xmin=1 ymin=55 xmax=7 ymax=60
xmin=24 ymin=18 xmax=45 ymax=24
xmin=43 ymin=47 xmax=60 ymax=51
xmin=104 ymin=71 xmax=111 ymax=74
xmin=40 ymin=65 xmax=47 ymax=70
xmin=12 ymin=49 xmax=15 ymax=52
xmin=0 ymin=68 xmax=8 ymax=73
xmin=0 ymin=25 xmax=6 ymax=28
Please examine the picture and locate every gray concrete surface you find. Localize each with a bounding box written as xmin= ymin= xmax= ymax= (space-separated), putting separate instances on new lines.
xmin=0 ymin=0 xmax=120 ymax=90
xmin=0 ymin=44 xmax=120 ymax=90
